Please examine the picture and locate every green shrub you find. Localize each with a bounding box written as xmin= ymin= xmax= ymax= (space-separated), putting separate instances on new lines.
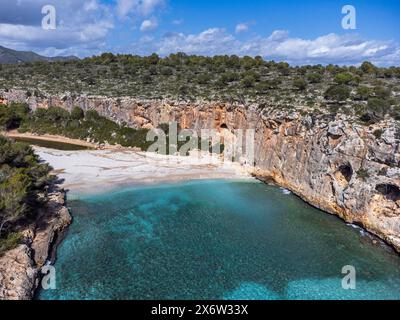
xmin=334 ymin=73 xmax=353 ymax=85
xmin=356 ymin=86 xmax=372 ymax=100
xmin=306 ymin=73 xmax=322 ymax=83
xmin=0 ymin=136 xmax=53 ymax=240
xmin=373 ymin=86 xmax=391 ymax=99
xmin=241 ymin=75 xmax=255 ymax=88
xmin=85 ymin=110 xmax=101 ymax=121
xmin=71 ymin=106 xmax=85 ymax=120
xmin=324 ymin=85 xmax=351 ymax=101
xmin=0 ymin=103 xmax=30 ymax=131
xmin=220 ymin=71 xmax=239 ymax=83
xmin=360 ymin=61 xmax=376 ymax=74
xmin=160 ymin=67 xmax=173 ymax=76
xmin=367 ymin=98 xmax=388 ymax=116
xmin=293 ymin=77 xmax=307 ymax=91
xmin=0 ymin=232 xmax=23 ymax=254
xmin=196 ymin=73 xmax=212 ymax=85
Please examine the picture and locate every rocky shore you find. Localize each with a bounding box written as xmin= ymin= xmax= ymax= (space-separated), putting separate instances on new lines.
xmin=1 ymin=89 xmax=400 ymax=253
xmin=0 ymin=187 xmax=71 ymax=300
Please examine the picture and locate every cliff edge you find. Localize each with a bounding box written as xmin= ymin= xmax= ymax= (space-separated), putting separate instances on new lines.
xmin=0 ymin=187 xmax=71 ymax=300
xmin=2 ymin=89 xmax=399 ymax=253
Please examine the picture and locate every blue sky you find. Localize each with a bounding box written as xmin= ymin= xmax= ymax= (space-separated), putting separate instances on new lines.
xmin=141 ymin=0 xmax=400 ymax=40
xmin=0 ymin=0 xmax=399 ymax=65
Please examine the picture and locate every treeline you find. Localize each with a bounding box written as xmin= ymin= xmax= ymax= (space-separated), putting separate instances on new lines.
xmin=1 ymin=53 xmax=399 ymax=119
xmin=0 ymin=135 xmax=53 ymax=253
xmin=0 ymin=103 xmax=224 ymax=154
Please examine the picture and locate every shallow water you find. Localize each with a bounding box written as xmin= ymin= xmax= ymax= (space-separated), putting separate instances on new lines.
xmin=38 ymin=180 xmax=400 ymax=300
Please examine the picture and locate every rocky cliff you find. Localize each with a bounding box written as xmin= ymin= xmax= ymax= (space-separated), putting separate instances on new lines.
xmin=2 ymin=89 xmax=400 ymax=252
xmin=0 ymin=187 xmax=71 ymax=300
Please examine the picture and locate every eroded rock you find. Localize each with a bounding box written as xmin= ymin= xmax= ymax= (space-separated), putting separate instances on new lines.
xmin=2 ymin=89 xmax=400 ymax=253
xmin=0 ymin=188 xmax=71 ymax=300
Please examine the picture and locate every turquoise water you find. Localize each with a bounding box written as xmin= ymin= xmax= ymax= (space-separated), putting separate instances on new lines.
xmin=38 ymin=180 xmax=400 ymax=300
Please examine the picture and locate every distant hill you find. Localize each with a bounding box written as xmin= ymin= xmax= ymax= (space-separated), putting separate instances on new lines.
xmin=0 ymin=45 xmax=79 ymax=64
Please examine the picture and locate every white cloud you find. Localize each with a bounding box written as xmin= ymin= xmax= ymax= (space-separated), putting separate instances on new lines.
xmin=158 ymin=28 xmax=239 ymax=56
xmin=150 ymin=28 xmax=400 ymax=66
xmin=116 ymin=0 xmax=165 ymax=18
xmin=84 ymin=0 xmax=99 ymax=11
xmin=248 ymin=32 xmax=396 ymax=65
xmin=0 ymin=0 xmax=398 ymax=66
xmin=0 ymin=0 xmax=114 ymax=56
xmin=235 ymin=23 xmax=249 ymax=34
xmin=267 ymin=30 xmax=289 ymax=41
xmin=140 ymin=18 xmax=158 ymax=32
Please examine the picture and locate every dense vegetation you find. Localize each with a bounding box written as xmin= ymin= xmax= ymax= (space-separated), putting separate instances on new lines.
xmin=0 ymin=103 xmax=223 ymax=154
xmin=0 ymin=103 xmax=153 ymax=150
xmin=1 ymin=54 xmax=400 ymax=122
xmin=0 ymin=135 xmax=53 ymax=254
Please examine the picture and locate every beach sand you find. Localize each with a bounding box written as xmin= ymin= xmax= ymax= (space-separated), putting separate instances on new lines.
xmin=35 ymin=147 xmax=252 ymax=196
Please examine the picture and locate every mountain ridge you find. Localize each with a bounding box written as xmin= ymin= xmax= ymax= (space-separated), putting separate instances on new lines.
xmin=0 ymin=45 xmax=78 ymax=64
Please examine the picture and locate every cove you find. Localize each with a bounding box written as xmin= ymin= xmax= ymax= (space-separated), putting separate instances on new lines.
xmin=38 ymin=179 xmax=400 ymax=300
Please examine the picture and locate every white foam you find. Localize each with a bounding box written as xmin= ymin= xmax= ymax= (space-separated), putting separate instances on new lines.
xmin=280 ymin=187 xmax=292 ymax=195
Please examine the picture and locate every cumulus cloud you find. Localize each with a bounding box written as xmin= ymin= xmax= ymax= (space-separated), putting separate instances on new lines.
xmin=150 ymin=28 xmax=400 ymax=66
xmin=0 ymin=0 xmax=398 ymax=65
xmin=116 ymin=0 xmax=165 ymax=18
xmin=140 ymin=18 xmax=158 ymax=32
xmin=247 ymin=31 xmax=396 ymax=65
xmin=235 ymin=23 xmax=249 ymax=34
xmin=84 ymin=0 xmax=99 ymax=11
xmin=158 ymin=28 xmax=239 ymax=56
xmin=0 ymin=0 xmax=113 ymax=56
xmin=0 ymin=0 xmax=167 ymax=56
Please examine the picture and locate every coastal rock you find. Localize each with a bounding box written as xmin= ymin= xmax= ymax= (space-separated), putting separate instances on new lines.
xmin=31 ymin=190 xmax=72 ymax=267
xmin=3 ymin=89 xmax=400 ymax=253
xmin=0 ymin=245 xmax=37 ymax=300
xmin=0 ymin=188 xmax=71 ymax=300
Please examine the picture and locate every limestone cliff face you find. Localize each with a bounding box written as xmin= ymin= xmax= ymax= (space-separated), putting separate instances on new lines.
xmin=0 ymin=188 xmax=71 ymax=300
xmin=3 ymin=89 xmax=400 ymax=252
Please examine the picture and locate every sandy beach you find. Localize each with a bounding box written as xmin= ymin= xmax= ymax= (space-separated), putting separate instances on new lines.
xmin=35 ymin=147 xmax=252 ymax=196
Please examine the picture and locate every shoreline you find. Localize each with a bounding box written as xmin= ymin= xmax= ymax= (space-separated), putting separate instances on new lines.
xmin=6 ymin=133 xmax=400 ymax=255
xmin=34 ymin=146 xmax=252 ymax=197
xmin=12 ymin=133 xmax=400 ymax=254
xmin=252 ymin=174 xmax=399 ymax=255
xmin=1 ymin=131 xmax=399 ymax=299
